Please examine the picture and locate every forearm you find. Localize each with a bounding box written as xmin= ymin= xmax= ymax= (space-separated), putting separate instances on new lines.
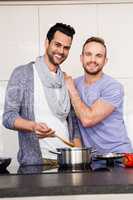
xmin=69 ymin=88 xmax=92 ymax=126
xmin=14 ymin=117 xmax=55 ymax=138
xmin=14 ymin=117 xmax=35 ymax=132
xmin=65 ymin=76 xmax=115 ymax=128
xmin=69 ymin=87 xmax=115 ymax=127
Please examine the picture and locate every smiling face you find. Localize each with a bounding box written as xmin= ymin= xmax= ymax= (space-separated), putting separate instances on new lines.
xmin=45 ymin=31 xmax=72 ymax=69
xmin=81 ymin=41 xmax=107 ymax=76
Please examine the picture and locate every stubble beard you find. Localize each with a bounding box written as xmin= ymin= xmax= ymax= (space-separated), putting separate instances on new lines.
xmin=83 ymin=64 xmax=103 ymax=76
xmin=48 ymin=51 xmax=66 ymax=66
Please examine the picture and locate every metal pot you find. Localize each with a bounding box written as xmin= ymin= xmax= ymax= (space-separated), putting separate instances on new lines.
xmin=50 ymin=147 xmax=94 ymax=169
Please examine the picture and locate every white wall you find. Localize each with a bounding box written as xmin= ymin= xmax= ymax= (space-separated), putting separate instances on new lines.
xmin=0 ymin=1 xmax=133 ymax=161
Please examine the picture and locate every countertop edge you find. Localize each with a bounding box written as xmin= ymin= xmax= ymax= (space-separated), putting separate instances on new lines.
xmin=0 ymin=185 xmax=133 ymax=198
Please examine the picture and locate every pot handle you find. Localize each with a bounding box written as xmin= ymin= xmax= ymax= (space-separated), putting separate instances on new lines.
xmin=49 ymin=150 xmax=61 ymax=155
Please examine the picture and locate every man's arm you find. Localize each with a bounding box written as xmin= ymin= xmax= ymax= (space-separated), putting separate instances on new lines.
xmin=14 ymin=117 xmax=55 ymax=138
xmin=2 ymin=66 xmax=55 ymax=138
xmin=65 ymin=76 xmax=115 ymax=128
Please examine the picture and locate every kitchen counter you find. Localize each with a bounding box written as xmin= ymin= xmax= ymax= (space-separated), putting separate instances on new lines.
xmin=1 ymin=163 xmax=133 ymax=198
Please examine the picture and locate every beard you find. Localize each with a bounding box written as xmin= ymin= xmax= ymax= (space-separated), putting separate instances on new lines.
xmin=83 ymin=62 xmax=103 ymax=75
xmin=84 ymin=67 xmax=103 ymax=75
xmin=46 ymin=49 xmax=66 ymax=66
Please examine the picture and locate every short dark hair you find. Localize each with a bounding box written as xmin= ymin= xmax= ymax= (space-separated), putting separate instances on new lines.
xmin=46 ymin=23 xmax=75 ymax=42
xmin=82 ymin=36 xmax=107 ymax=56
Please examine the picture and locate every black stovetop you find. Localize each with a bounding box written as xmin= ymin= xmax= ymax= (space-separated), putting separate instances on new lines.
xmin=5 ymin=163 xmax=93 ymax=175
xmin=1 ymin=159 xmax=119 ymax=175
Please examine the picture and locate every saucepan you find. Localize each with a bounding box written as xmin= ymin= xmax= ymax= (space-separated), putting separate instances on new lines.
xmin=50 ymin=147 xmax=96 ymax=169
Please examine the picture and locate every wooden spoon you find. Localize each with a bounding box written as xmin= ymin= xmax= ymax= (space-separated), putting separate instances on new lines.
xmin=54 ymin=134 xmax=75 ymax=148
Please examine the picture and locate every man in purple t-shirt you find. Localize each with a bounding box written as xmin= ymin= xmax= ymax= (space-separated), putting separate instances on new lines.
xmin=65 ymin=36 xmax=132 ymax=154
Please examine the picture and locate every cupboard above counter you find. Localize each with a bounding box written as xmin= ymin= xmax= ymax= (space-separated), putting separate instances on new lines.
xmin=1 ymin=3 xmax=133 ymax=79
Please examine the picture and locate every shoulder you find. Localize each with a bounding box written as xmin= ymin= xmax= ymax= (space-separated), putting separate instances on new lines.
xmin=102 ymin=74 xmax=123 ymax=90
xmin=101 ymin=74 xmax=124 ymax=96
xmin=12 ymin=61 xmax=34 ymax=76
xmin=9 ymin=61 xmax=34 ymax=83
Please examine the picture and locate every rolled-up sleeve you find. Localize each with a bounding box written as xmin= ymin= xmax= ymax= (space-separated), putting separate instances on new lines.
xmin=2 ymin=66 xmax=24 ymax=129
xmin=100 ymin=82 xmax=124 ymax=108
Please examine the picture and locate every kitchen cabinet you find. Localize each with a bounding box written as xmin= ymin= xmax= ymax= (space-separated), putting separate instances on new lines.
xmin=0 ymin=6 xmax=39 ymax=80
xmin=1 ymin=3 xmax=133 ymax=79
xmin=98 ymin=4 xmax=133 ymax=78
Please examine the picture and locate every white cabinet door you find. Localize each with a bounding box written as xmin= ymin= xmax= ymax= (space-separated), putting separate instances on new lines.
xmin=0 ymin=6 xmax=39 ymax=80
xmin=98 ymin=4 xmax=133 ymax=145
xmin=98 ymin=4 xmax=133 ymax=78
xmin=39 ymin=4 xmax=98 ymax=77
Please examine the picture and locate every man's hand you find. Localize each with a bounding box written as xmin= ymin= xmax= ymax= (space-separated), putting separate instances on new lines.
xmin=14 ymin=117 xmax=55 ymax=139
xmin=73 ymin=138 xmax=82 ymax=147
xmin=34 ymin=122 xmax=55 ymax=139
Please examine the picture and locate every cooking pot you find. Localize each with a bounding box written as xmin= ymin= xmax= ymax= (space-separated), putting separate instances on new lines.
xmin=50 ymin=147 xmax=95 ymax=168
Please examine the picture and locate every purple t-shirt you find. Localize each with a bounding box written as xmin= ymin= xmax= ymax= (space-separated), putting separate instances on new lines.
xmin=75 ymin=73 xmax=132 ymax=154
